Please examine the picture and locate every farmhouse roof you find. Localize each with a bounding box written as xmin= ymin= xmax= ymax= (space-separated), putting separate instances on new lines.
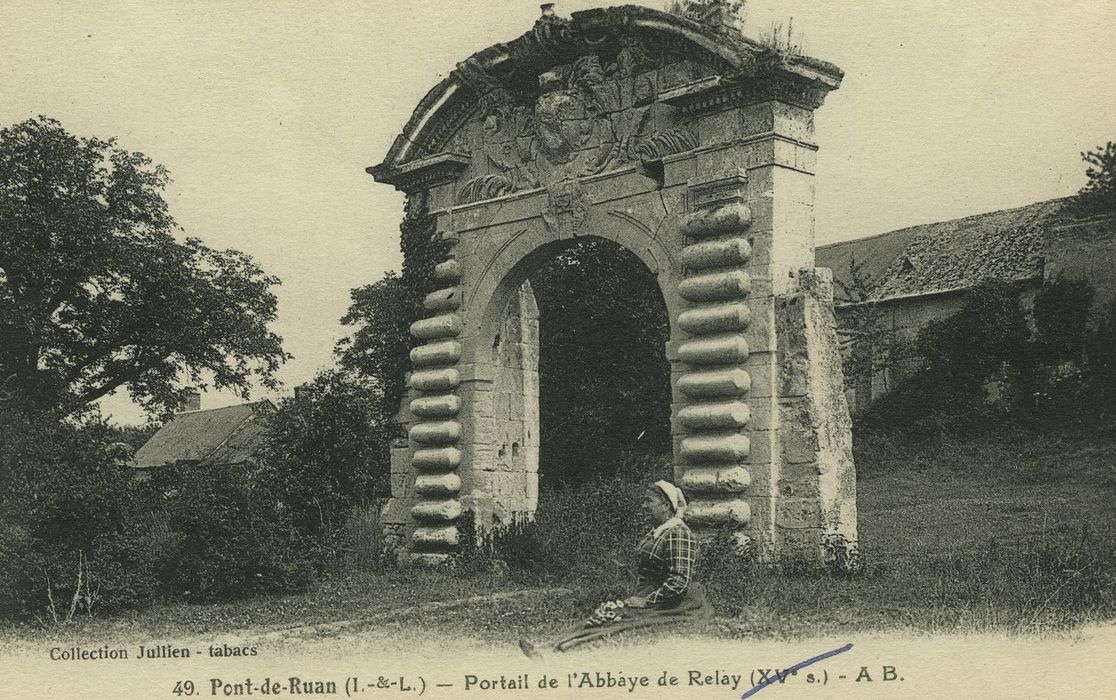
xmin=132 ymin=400 xmax=274 ymax=469
xmin=817 ymin=198 xmax=1070 ymax=304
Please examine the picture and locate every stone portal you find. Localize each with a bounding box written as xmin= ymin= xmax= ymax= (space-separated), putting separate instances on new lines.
xmin=369 ymin=4 xmax=857 ymax=563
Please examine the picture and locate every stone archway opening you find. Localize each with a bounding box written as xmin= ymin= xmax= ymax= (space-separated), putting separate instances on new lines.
xmin=467 ymin=234 xmax=673 ymax=526
xmin=532 ymin=236 xmax=671 ymax=488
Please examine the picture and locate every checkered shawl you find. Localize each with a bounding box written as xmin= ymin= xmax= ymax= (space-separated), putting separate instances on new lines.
xmin=635 ymin=521 xmax=698 ymax=605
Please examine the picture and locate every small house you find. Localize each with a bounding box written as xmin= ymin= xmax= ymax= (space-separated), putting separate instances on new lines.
xmin=132 ymin=400 xmax=275 ymax=477
xmin=818 ymin=197 xmax=1116 ymax=412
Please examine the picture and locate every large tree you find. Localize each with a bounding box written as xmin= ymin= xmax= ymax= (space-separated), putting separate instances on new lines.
xmin=0 ymin=116 xmax=288 ymax=417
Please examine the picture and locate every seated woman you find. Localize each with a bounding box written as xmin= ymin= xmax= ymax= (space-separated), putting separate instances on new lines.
xmin=519 ymin=480 xmax=709 ymax=656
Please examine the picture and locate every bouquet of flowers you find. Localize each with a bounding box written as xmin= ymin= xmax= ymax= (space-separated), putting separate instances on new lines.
xmin=585 ymin=599 xmax=626 ymax=627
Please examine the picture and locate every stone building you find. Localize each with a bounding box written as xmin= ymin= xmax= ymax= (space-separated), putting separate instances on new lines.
xmin=817 ymin=197 xmax=1116 ymax=413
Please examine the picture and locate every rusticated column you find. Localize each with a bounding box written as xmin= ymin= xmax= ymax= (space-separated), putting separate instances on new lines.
xmin=672 ymin=172 xmax=756 ymax=548
xmin=403 ymin=259 xmax=467 ymax=564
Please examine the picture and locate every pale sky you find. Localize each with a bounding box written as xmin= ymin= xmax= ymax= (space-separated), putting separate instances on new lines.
xmin=2 ymin=0 xmax=1113 ymax=424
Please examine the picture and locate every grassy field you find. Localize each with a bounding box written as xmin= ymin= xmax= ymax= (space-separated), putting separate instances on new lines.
xmin=2 ymin=427 xmax=1114 ymax=648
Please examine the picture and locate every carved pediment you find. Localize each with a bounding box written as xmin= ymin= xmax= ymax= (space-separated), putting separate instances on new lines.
xmin=369 ymin=5 xmax=843 ymax=198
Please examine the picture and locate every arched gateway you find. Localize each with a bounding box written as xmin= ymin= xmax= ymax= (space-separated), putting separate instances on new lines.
xmin=369 ymin=3 xmax=857 ymax=563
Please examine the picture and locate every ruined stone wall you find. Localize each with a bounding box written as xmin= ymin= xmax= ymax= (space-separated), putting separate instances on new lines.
xmin=775 ymin=269 xmax=857 ymax=557
xmin=462 ymin=281 xmax=540 ymax=526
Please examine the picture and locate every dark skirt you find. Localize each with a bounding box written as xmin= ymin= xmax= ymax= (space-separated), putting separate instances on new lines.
xmin=552 ymin=583 xmax=711 ymax=652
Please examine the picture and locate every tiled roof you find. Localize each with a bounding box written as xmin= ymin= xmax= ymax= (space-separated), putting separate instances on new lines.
xmin=818 ymin=199 xmax=1067 ymax=303
xmin=132 ymin=401 xmax=273 ymax=469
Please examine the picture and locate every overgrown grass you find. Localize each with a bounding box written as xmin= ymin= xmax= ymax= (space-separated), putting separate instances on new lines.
xmin=3 ymin=429 xmax=1114 ymax=645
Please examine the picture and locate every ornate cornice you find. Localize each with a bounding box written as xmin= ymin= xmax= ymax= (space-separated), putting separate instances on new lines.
xmin=661 ymin=72 xmax=833 ymax=115
xmin=368 ymin=5 xmax=843 ymax=189
xmin=367 ymin=152 xmax=471 ymax=193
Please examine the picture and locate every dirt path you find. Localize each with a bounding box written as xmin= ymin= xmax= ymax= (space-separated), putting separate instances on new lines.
xmin=3 ymin=600 xmax=1112 ymax=699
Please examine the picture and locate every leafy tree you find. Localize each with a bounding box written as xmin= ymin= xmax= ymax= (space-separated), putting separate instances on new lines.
xmin=336 ymin=272 xmax=411 ymax=413
xmin=143 ymin=460 xmax=313 ymax=603
xmin=0 ymin=408 xmax=156 ymax=618
xmin=262 ymin=369 xmax=393 ymax=537
xmin=1072 ymin=141 xmax=1116 ymax=217
xmin=337 ymin=193 xmax=446 ymax=424
xmin=833 ymin=256 xmax=907 ymax=395
xmin=0 ymin=116 xmax=288 ymax=418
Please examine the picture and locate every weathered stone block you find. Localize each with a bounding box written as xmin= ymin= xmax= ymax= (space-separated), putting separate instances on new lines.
xmin=681 ymin=204 xmax=752 ymax=236
xmin=410 ymin=499 xmax=462 ymax=523
xmin=423 ymin=287 xmax=462 ymax=312
xmin=410 ymin=420 xmax=462 ymax=445
xmin=407 ymin=368 xmax=461 ymax=393
xmin=780 ymin=416 xmax=819 ymax=464
xmin=381 ymin=497 xmax=417 ymax=531
xmin=389 ymin=469 xmax=411 ymax=497
xmin=777 ymin=476 xmax=822 ymax=499
xmin=678 ymin=401 xmax=751 ymax=430
xmin=678 ymin=302 xmax=751 ymax=335
xmin=687 ymin=498 xmax=751 ymax=526
xmin=680 ymin=465 xmax=751 ymax=493
xmin=415 ymin=473 xmax=462 ymax=496
xmin=411 ymin=525 xmax=459 ymax=548
xmin=746 ymin=427 xmax=775 ymax=466
xmin=681 ymin=237 xmax=752 ymax=269
xmin=678 ymin=368 xmax=751 ymax=398
xmin=678 ymin=334 xmax=749 ymax=365
xmin=412 ymin=447 xmax=462 ymax=471
xmin=410 ymin=394 xmax=461 ymax=419
xmin=680 ymin=432 xmax=750 ymax=462
xmin=696 ymin=109 xmax=740 ymax=145
xmin=743 ymin=352 xmax=778 ymax=399
xmin=778 ymin=492 xmax=824 ymax=529
xmin=410 ymin=313 xmax=462 ymax=340
xmin=663 ymin=155 xmax=696 ymax=188
xmin=679 ymin=270 xmax=751 ymax=302
xmin=410 ymin=341 xmax=462 ymax=367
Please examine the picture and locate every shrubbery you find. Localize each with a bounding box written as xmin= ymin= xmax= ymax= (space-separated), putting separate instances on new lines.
xmin=140 ymin=462 xmax=314 ymax=603
xmin=0 ymin=393 xmax=383 ymax=620
xmin=0 ymin=410 xmax=159 ymax=619
xmin=857 ymin=277 xmax=1116 ymax=442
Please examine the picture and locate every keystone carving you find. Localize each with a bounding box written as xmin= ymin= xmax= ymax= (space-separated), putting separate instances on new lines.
xmin=541 ymin=178 xmax=591 ymax=236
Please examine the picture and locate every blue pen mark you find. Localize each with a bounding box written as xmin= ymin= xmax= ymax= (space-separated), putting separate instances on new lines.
xmin=740 ymin=643 xmax=854 ymax=699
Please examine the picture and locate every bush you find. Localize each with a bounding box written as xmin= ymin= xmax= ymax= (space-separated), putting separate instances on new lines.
xmin=342 ymin=502 xmax=393 ymax=573
xmin=0 ymin=408 xmax=322 ymax=620
xmin=262 ymin=369 xmax=393 ymax=543
xmin=857 ymin=280 xmax=1031 ymax=437
xmin=458 ymin=473 xmax=649 ymax=588
xmin=144 ymin=461 xmax=315 ymax=603
xmin=698 ymin=528 xmax=758 ymax=615
xmin=0 ymin=409 xmax=157 ymax=620
xmin=1085 ymin=302 xmax=1116 ymax=416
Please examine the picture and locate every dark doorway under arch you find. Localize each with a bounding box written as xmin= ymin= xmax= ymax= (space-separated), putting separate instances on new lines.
xmin=529 ymin=236 xmax=672 ymax=487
